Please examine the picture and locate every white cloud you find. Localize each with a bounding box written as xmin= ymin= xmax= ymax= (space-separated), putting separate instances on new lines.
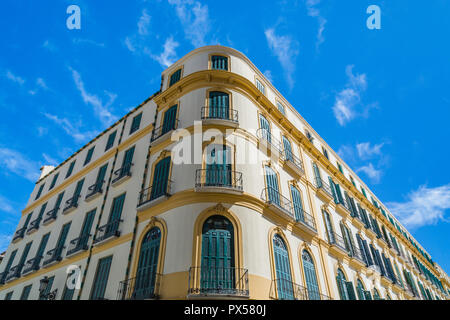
xmin=69 ymin=67 xmax=118 ymax=127
xmin=124 ymin=37 xmax=136 ymax=52
xmin=36 ymin=78 xmax=48 ymax=90
xmin=387 ymin=184 xmax=450 ymax=229
xmin=0 ymin=148 xmax=40 ymax=182
xmin=5 ymin=70 xmax=25 ymax=85
xmin=137 ymin=9 xmax=151 ymax=36
xmin=42 ymin=153 xmax=59 ymax=166
xmin=356 ymin=142 xmax=384 ymax=160
xmin=147 ymin=37 xmax=180 ymax=68
xmin=0 ymin=195 xmax=15 ymax=214
xmin=337 ymin=145 xmax=355 ymax=162
xmin=168 ymin=0 xmax=211 ymax=48
xmin=43 ymin=112 xmax=99 ymax=143
xmin=42 ymin=40 xmax=57 ymax=52
xmin=305 ymin=0 xmax=327 ymax=49
xmin=332 ymin=65 xmax=369 ymax=126
xmin=0 ymin=234 xmax=12 ymax=252
xmin=37 ymin=126 xmax=48 ymax=137
xmin=263 ymin=70 xmax=273 ymax=83
xmin=264 ymin=28 xmax=299 ymax=89
xmin=356 ymin=163 xmax=382 ymax=183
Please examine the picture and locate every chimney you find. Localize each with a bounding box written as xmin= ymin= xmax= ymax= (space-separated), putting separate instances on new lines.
xmin=39 ymin=165 xmax=55 ymax=180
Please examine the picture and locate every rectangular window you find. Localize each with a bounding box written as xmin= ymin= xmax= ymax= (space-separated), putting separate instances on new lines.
xmin=35 ymin=184 xmax=45 ymax=200
xmin=84 ymin=147 xmax=95 ymax=166
xmin=169 ymin=69 xmax=182 ymax=86
xmin=20 ymin=285 xmax=32 ymax=300
xmin=65 ymin=161 xmax=76 ymax=179
xmin=49 ymin=173 xmax=59 ymax=190
xmin=129 ymin=113 xmax=142 ymax=135
xmin=105 ymin=131 xmax=117 ymax=151
xmin=361 ymin=187 xmax=367 ymax=198
xmin=90 ymin=256 xmax=113 ymax=300
xmin=322 ymin=147 xmax=329 ymax=160
xmin=39 ymin=276 xmax=55 ymax=300
xmin=62 ymin=270 xmax=76 ymax=300
xmin=256 ymin=79 xmax=265 ymax=94
xmin=161 ymin=105 xmax=177 ymax=135
xmin=305 ymin=130 xmax=314 ymax=144
xmin=337 ymin=162 xmax=344 ymax=174
xmin=276 ymin=101 xmax=286 ymax=115
xmin=211 ymin=55 xmax=228 ymax=70
xmin=4 ymin=291 xmax=13 ymax=300
xmin=350 ymin=176 xmax=356 ymax=187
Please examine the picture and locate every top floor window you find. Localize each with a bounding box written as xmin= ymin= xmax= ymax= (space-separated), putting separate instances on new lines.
xmin=322 ymin=147 xmax=329 ymax=160
xmin=35 ymin=184 xmax=45 ymax=200
xmin=105 ymin=131 xmax=117 ymax=151
xmin=65 ymin=160 xmax=76 ymax=179
xmin=84 ymin=147 xmax=95 ymax=166
xmin=276 ymin=101 xmax=286 ymax=115
xmin=256 ymin=79 xmax=265 ymax=95
xmin=130 ymin=113 xmax=142 ymax=135
xmin=169 ymin=68 xmax=182 ymax=87
xmin=211 ymin=55 xmax=228 ymax=70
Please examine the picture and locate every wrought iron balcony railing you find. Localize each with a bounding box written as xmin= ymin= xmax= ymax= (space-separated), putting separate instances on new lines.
xmin=43 ymin=208 xmax=59 ymax=224
xmin=85 ymin=181 xmax=105 ymax=199
xmin=117 ymin=273 xmax=162 ymax=300
xmin=22 ymin=256 xmax=43 ymax=274
xmin=5 ymin=264 xmax=24 ymax=282
xmin=201 ymin=106 xmax=239 ymax=123
xmin=281 ymin=150 xmax=305 ymax=175
xmin=294 ymin=208 xmax=317 ymax=231
xmin=270 ymin=279 xmax=332 ymax=300
xmin=195 ymin=169 xmax=243 ymax=191
xmin=94 ymin=219 xmax=122 ymax=244
xmin=188 ymin=267 xmax=249 ymax=297
xmin=63 ymin=195 xmax=80 ymax=213
xmin=327 ymin=231 xmax=348 ymax=253
xmin=66 ymin=235 xmax=91 ymax=256
xmin=12 ymin=226 xmax=27 ymax=242
xmin=27 ymin=217 xmax=42 ymax=234
xmin=138 ymin=181 xmax=173 ymax=208
xmin=314 ymin=177 xmax=333 ymax=198
xmin=151 ymin=120 xmax=179 ymax=143
xmin=352 ymin=246 xmax=367 ymax=265
xmin=261 ymin=187 xmax=295 ymax=220
xmin=256 ymin=128 xmax=283 ymax=154
xmin=112 ymin=163 xmax=133 ymax=185
xmin=42 ymin=246 xmax=65 ymax=266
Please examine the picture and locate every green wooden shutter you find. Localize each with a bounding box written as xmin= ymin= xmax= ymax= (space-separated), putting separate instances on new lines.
xmin=84 ymin=147 xmax=95 ymax=165
xmin=265 ymin=166 xmax=280 ymax=206
xmin=162 ymin=105 xmax=177 ymax=135
xmin=345 ymin=281 xmax=356 ymax=300
xmin=169 ymin=69 xmax=181 ymax=86
xmin=105 ymin=131 xmax=117 ymax=151
xmin=96 ymin=164 xmax=108 ymax=187
xmin=302 ymin=251 xmax=320 ymax=300
xmin=49 ymin=173 xmax=59 ymax=190
xmin=151 ymin=157 xmax=171 ymax=200
xmin=54 ymin=192 xmax=65 ymax=211
xmin=90 ymin=256 xmax=113 ymax=300
xmin=323 ymin=211 xmax=335 ymax=243
xmin=39 ymin=276 xmax=54 ymax=300
xmin=55 ymin=223 xmax=71 ymax=257
xmin=273 ymin=235 xmax=294 ymax=300
xmin=122 ymin=147 xmax=135 ymax=169
xmin=328 ymin=177 xmax=338 ymax=203
xmin=259 ymin=114 xmax=271 ymax=143
xmin=20 ymin=285 xmax=32 ymax=300
xmin=36 ymin=233 xmax=50 ymax=262
xmin=130 ymin=113 xmax=142 ymax=134
xmin=66 ymin=161 xmax=76 ymax=178
xmin=18 ymin=242 xmax=32 ymax=271
xmin=312 ymin=162 xmax=322 ymax=187
xmin=282 ymin=136 xmax=293 ymax=161
xmin=290 ymin=185 xmax=304 ymax=222
xmin=209 ymin=91 xmax=229 ymax=119
xmin=35 ymin=184 xmax=45 ymax=200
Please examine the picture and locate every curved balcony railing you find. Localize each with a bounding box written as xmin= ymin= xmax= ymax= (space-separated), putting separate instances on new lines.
xmin=63 ymin=195 xmax=80 ymax=213
xmin=201 ymin=107 xmax=239 ymax=123
xmin=151 ymin=120 xmax=179 ymax=143
xmin=188 ymin=267 xmax=249 ymax=297
xmin=43 ymin=208 xmax=59 ymax=224
xmin=138 ymin=181 xmax=173 ymax=207
xmin=85 ymin=181 xmax=105 ymax=199
xmin=256 ymin=128 xmax=283 ymax=154
xmin=22 ymin=256 xmax=43 ymax=274
xmin=117 ymin=273 xmax=162 ymax=300
xmin=42 ymin=246 xmax=65 ymax=266
xmin=66 ymin=235 xmax=91 ymax=256
xmin=270 ymin=279 xmax=332 ymax=300
xmin=314 ymin=177 xmax=333 ymax=198
xmin=261 ymin=187 xmax=294 ymax=220
xmin=112 ymin=164 xmax=133 ymax=184
xmin=195 ymin=169 xmax=243 ymax=191
xmin=13 ymin=226 xmax=27 ymax=242
xmin=27 ymin=217 xmax=42 ymax=234
xmin=94 ymin=219 xmax=122 ymax=244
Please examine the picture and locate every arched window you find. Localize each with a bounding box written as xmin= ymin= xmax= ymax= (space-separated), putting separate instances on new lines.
xmin=208 ymin=91 xmax=230 ymax=119
xmin=356 ymin=279 xmax=366 ymax=300
xmin=200 ymin=215 xmax=235 ymax=293
xmin=150 ymin=156 xmax=171 ymax=200
xmin=273 ymin=234 xmax=294 ymax=300
xmin=205 ymin=144 xmax=232 ymax=187
xmin=133 ymin=227 xmax=161 ymax=299
xmin=265 ymin=166 xmax=280 ymax=206
xmin=336 ymin=268 xmax=356 ymax=300
xmin=302 ymin=250 xmax=320 ymax=300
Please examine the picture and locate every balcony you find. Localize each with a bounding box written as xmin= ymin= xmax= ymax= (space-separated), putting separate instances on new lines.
xmin=261 ymin=187 xmax=295 ymax=221
xmin=22 ymin=256 xmax=43 ymax=275
xmin=111 ymin=164 xmax=133 ymax=187
xmin=201 ymin=107 xmax=239 ymax=128
xmin=5 ymin=264 xmax=24 ymax=282
xmin=150 ymin=120 xmax=179 ymax=146
xmin=314 ymin=178 xmax=333 ymax=202
xmin=93 ymin=219 xmax=122 ymax=245
xmin=281 ymin=151 xmax=305 ymax=178
xmin=137 ymin=181 xmax=172 ymax=211
xmin=12 ymin=226 xmax=27 ymax=243
xmin=335 ymin=199 xmax=351 ymax=217
xmin=63 ymin=195 xmax=80 ymax=215
xmin=256 ymin=128 xmax=283 ymax=159
xmin=351 ymin=247 xmax=367 ymax=266
xmin=66 ymin=235 xmax=91 ymax=257
xmin=42 ymin=246 xmax=65 ymax=267
xmin=188 ymin=267 xmax=249 ymax=299
xmin=327 ymin=231 xmax=349 ymax=256
xmin=85 ymin=181 xmax=105 ymax=202
xmin=194 ymin=169 xmax=243 ymax=194
xmin=269 ymin=279 xmax=332 ymax=300
xmin=42 ymin=208 xmax=59 ymax=226
xmin=26 ymin=217 xmax=42 ymax=235
xmin=294 ymin=208 xmax=317 ymax=235
xmin=117 ymin=273 xmax=162 ymax=300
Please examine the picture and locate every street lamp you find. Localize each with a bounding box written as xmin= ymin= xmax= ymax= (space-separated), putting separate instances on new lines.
xmin=39 ymin=276 xmax=57 ymax=300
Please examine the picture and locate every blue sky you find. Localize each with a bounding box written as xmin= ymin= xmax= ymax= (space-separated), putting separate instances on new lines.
xmin=1 ymin=1 xmax=449 ymax=274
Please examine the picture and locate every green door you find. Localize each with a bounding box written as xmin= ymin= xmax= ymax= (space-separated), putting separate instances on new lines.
xmin=209 ymin=91 xmax=229 ymax=119
xmin=162 ymin=105 xmax=177 ymax=135
xmin=134 ymin=227 xmax=161 ymax=299
xmin=206 ymin=144 xmax=231 ymax=186
xmin=95 ymin=164 xmax=108 ymax=189
xmin=122 ymin=147 xmax=135 ymax=175
xmin=80 ymin=209 xmax=96 ymax=248
xmin=290 ymin=185 xmax=304 ymax=222
xmin=273 ymin=235 xmax=294 ymax=300
xmin=106 ymin=194 xmax=125 ymax=236
xmin=302 ymin=250 xmax=320 ymax=300
xmin=265 ymin=166 xmax=280 ymax=206
xmin=150 ymin=157 xmax=171 ymax=200
xmin=200 ymin=216 xmax=235 ymax=293
xmin=55 ymin=223 xmax=71 ymax=258
xmin=90 ymin=256 xmax=113 ymax=300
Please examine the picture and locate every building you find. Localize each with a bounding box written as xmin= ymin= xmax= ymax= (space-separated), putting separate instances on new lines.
xmin=0 ymin=45 xmax=448 ymax=301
